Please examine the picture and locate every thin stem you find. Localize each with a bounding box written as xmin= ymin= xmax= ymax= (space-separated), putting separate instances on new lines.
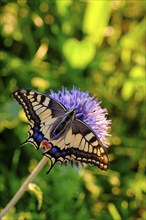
xmin=0 ymin=156 xmax=48 ymax=218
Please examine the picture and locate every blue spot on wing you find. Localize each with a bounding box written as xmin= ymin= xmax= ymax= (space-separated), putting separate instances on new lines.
xmin=33 ymin=132 xmax=38 ymax=138
xmin=33 ymin=131 xmax=43 ymax=145
xmin=44 ymin=146 xmax=69 ymax=159
xmin=38 ymin=134 xmax=43 ymax=142
xmin=49 ymin=147 xmax=58 ymax=154
xmin=61 ymin=150 xmax=66 ymax=157
xmin=55 ymin=152 xmax=61 ymax=158
xmin=34 ymin=126 xmax=39 ymax=131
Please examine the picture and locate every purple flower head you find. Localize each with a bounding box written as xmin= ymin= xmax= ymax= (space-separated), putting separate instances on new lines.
xmin=50 ymin=86 xmax=111 ymax=147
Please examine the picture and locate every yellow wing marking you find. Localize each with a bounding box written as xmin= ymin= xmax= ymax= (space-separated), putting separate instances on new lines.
xmin=65 ymin=128 xmax=72 ymax=145
xmin=79 ymin=138 xmax=85 ymax=150
xmin=73 ymin=133 xmax=82 ymax=148
xmin=33 ymin=105 xmax=42 ymax=111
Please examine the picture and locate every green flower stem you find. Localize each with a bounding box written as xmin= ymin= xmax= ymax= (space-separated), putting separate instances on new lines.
xmin=0 ymin=156 xmax=48 ymax=218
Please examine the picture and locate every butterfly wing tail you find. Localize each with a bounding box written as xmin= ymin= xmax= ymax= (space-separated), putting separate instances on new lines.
xmin=43 ymin=151 xmax=56 ymax=174
xmin=46 ymin=160 xmax=56 ymax=174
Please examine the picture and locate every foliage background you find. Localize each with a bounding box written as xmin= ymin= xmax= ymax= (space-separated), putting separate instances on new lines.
xmin=0 ymin=0 xmax=145 ymax=220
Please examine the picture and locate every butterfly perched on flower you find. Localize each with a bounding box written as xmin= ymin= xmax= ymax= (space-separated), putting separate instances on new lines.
xmin=12 ymin=87 xmax=110 ymax=173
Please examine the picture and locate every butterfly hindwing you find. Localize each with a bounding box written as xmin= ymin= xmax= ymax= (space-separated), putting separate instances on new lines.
xmin=43 ymin=119 xmax=108 ymax=171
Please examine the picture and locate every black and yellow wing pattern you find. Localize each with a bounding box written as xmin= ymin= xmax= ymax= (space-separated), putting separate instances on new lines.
xmin=12 ymin=89 xmax=108 ymax=173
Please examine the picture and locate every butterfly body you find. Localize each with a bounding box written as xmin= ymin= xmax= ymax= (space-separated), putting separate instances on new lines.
xmin=50 ymin=109 xmax=76 ymax=139
xmin=12 ymin=89 xmax=109 ymax=173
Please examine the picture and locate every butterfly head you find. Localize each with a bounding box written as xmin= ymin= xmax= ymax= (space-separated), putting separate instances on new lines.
xmin=64 ymin=109 xmax=76 ymax=120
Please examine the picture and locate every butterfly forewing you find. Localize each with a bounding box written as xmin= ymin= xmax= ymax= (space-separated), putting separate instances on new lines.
xmin=12 ymin=89 xmax=66 ymax=149
xmin=13 ymin=88 xmax=109 ymax=172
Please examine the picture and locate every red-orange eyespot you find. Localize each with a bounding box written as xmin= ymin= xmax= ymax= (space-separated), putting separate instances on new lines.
xmin=40 ymin=140 xmax=52 ymax=153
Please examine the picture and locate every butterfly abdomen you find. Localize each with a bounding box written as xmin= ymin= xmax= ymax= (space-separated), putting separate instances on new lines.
xmin=50 ymin=109 xmax=76 ymax=139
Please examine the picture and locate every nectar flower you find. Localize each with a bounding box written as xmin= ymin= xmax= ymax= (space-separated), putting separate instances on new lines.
xmin=50 ymin=86 xmax=111 ymax=147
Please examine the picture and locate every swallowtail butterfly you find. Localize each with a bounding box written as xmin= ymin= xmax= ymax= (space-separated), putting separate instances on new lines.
xmin=12 ymin=89 xmax=109 ymax=173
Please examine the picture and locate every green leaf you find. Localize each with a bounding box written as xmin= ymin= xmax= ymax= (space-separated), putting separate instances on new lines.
xmin=82 ymin=1 xmax=111 ymax=45
xmin=63 ymin=38 xmax=96 ymax=68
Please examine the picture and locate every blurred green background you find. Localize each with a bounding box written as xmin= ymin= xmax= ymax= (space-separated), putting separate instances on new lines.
xmin=0 ymin=0 xmax=145 ymax=220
